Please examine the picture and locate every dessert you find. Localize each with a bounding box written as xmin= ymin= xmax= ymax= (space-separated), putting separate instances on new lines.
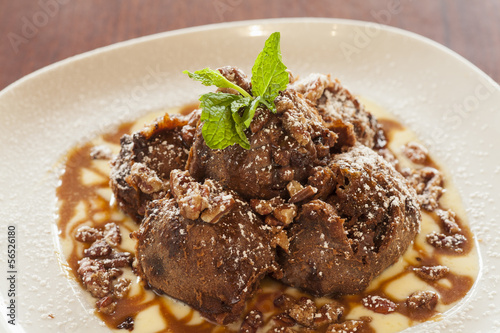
xmin=56 ymin=32 xmax=478 ymax=333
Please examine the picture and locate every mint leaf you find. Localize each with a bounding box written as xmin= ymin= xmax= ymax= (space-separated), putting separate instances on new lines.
xmin=251 ymin=32 xmax=289 ymax=112
xmin=199 ymin=93 xmax=251 ymax=150
xmin=184 ymin=32 xmax=288 ymax=150
xmin=183 ymin=68 xmax=251 ymax=98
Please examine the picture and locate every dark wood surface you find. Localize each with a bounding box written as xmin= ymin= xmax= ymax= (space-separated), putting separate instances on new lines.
xmin=1 ymin=0 xmax=499 ymax=91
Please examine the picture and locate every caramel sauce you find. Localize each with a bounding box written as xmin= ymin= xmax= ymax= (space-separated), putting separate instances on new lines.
xmin=56 ymin=106 xmax=478 ymax=333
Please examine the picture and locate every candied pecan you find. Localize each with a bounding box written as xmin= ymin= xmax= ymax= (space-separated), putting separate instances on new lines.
xmin=403 ymin=167 xmax=444 ymax=211
xmin=170 ymin=169 xmax=210 ymax=220
xmin=117 ymin=316 xmax=134 ymax=331
xmin=250 ymin=197 xmax=284 ymax=216
xmin=286 ymin=180 xmax=303 ymax=197
xmin=103 ymin=223 xmax=121 ymax=247
xmin=326 ymin=320 xmax=365 ymax=333
xmin=101 ymin=252 xmax=132 ymax=268
xmin=96 ymin=296 xmax=117 ymax=315
xmin=112 ymin=278 xmax=131 ymax=299
xmin=273 ymin=204 xmax=297 ymax=225
xmin=436 ymin=209 xmax=461 ymax=234
xmin=265 ymin=215 xmax=284 ymax=226
xmin=362 ymin=295 xmax=397 ymax=314
xmin=289 ymin=186 xmax=318 ymax=204
xmin=201 ymin=193 xmax=235 ymax=224
xmin=128 ymin=162 xmax=165 ymax=194
xmin=315 ymin=302 xmax=344 ymax=326
xmin=84 ymin=239 xmax=112 ymax=258
xmin=240 ymin=310 xmax=264 ymax=333
xmin=426 ymin=232 xmax=466 ymax=253
xmin=75 ymin=226 xmax=102 ymax=243
xmin=287 ymin=297 xmax=317 ymax=328
xmin=271 ymin=228 xmax=290 ymax=252
xmin=273 ymin=313 xmax=296 ymax=327
xmin=406 ymin=291 xmax=439 ymax=311
xmin=78 ymin=258 xmax=113 ymax=298
xmin=413 ymin=265 xmax=450 ymax=281
xmin=90 ymin=145 xmax=112 ymax=160
xmin=402 ymin=142 xmax=429 ymax=164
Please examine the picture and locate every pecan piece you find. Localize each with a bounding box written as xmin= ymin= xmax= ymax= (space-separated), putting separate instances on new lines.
xmin=75 ymin=226 xmax=102 ymax=243
xmin=273 ymin=203 xmax=297 ymax=225
xmin=289 ymin=185 xmax=318 ymax=204
xmin=402 ymin=142 xmax=429 ymax=164
xmin=170 ymin=169 xmax=210 ymax=220
xmin=362 ymin=295 xmax=397 ymax=314
xmin=84 ymin=239 xmax=112 ymax=258
xmin=412 ymin=265 xmax=450 ymax=281
xmin=200 ymin=194 xmax=235 ymax=224
xmin=240 ymin=310 xmax=264 ymax=333
xmin=406 ymin=291 xmax=439 ymax=311
xmin=128 ymin=162 xmax=164 ymax=194
xmin=436 ymin=209 xmax=461 ymax=234
xmin=103 ymin=223 xmax=121 ymax=246
xmin=426 ymin=232 xmax=466 ymax=253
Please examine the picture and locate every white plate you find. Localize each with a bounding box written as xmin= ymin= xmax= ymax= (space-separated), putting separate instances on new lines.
xmin=1 ymin=18 xmax=499 ymax=333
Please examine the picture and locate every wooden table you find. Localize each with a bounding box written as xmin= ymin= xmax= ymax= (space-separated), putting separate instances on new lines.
xmin=1 ymin=0 xmax=499 ymax=91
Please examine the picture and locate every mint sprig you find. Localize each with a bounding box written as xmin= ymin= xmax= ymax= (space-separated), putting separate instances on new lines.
xmin=184 ymin=32 xmax=288 ymax=150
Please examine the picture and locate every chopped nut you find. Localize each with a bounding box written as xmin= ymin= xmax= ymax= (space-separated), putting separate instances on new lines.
xmin=413 ymin=265 xmax=450 ymax=281
xmin=289 ymin=185 xmax=318 ymax=204
xmin=315 ymin=302 xmax=344 ymax=326
xmin=78 ymin=258 xmax=117 ymax=298
xmin=271 ymin=229 xmax=290 ymax=252
xmin=251 ymin=199 xmax=275 ymax=215
xmin=265 ymin=215 xmax=284 ymax=226
xmin=273 ymin=204 xmax=297 ymax=225
xmin=287 ymin=180 xmax=304 ymax=197
xmin=287 ymin=297 xmax=317 ymax=327
xmin=240 ymin=310 xmax=264 ymax=333
xmin=112 ymin=278 xmax=131 ymax=299
xmin=201 ymin=194 xmax=235 ymax=223
xmin=362 ymin=295 xmax=397 ymax=314
xmin=84 ymin=239 xmax=112 ymax=258
xmin=403 ymin=167 xmax=444 ymax=211
xmin=170 ymin=170 xmax=210 ymax=220
xmin=402 ymin=142 xmax=429 ymax=164
xmin=273 ymin=313 xmax=296 ymax=327
xmin=406 ymin=291 xmax=438 ymax=311
xmin=436 ymin=209 xmax=461 ymax=234
xmin=426 ymin=232 xmax=466 ymax=253
xmin=103 ymin=223 xmax=121 ymax=246
xmin=75 ymin=226 xmax=102 ymax=243
xmin=128 ymin=163 xmax=165 ymax=194
xmin=101 ymin=252 xmax=132 ymax=269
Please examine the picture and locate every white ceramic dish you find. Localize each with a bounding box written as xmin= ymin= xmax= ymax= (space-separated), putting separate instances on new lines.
xmin=1 ymin=18 xmax=499 ymax=333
